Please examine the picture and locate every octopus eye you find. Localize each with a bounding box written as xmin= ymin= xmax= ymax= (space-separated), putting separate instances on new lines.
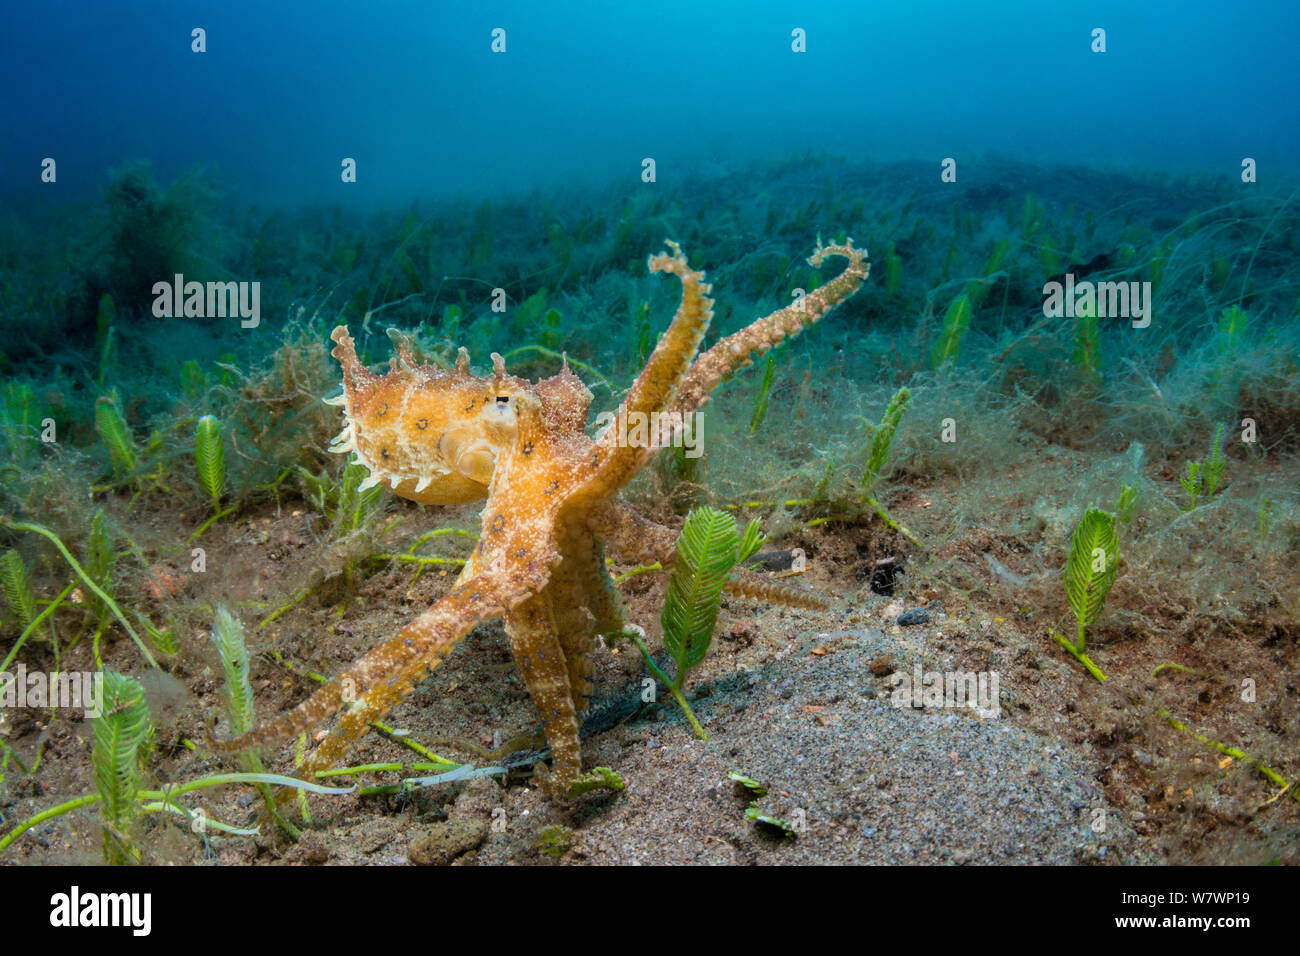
xmin=495 ymin=395 xmax=510 ymax=406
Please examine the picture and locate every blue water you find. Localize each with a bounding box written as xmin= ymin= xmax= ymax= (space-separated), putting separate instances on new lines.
xmin=3 ymin=0 xmax=1298 ymax=206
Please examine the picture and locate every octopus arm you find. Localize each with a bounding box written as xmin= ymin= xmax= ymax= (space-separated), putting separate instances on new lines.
xmin=596 ymin=500 xmax=827 ymax=611
xmin=548 ymin=531 xmax=618 ymax=714
xmin=576 ymin=241 xmax=868 ymax=499
xmin=726 ymin=566 xmax=829 ymax=610
xmin=503 ymin=590 xmax=584 ymax=790
xmin=610 ymin=240 xmax=714 ymax=425
xmin=212 ymin=578 xmax=509 ymax=779
xmin=574 ymin=242 xmax=715 ymax=498
xmin=668 ymin=239 xmax=869 ymax=418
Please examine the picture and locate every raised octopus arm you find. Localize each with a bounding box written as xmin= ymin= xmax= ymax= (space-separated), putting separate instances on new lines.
xmin=605 ymin=241 xmax=715 ymax=431
xmin=574 ymin=240 xmax=868 ymax=501
xmin=570 ymin=241 xmax=716 ymax=499
xmin=669 ymin=238 xmax=869 ymax=418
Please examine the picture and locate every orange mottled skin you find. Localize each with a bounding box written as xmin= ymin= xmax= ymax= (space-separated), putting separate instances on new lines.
xmin=215 ymin=239 xmax=869 ymax=796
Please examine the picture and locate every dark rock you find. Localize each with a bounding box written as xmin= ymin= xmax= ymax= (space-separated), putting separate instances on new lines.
xmin=408 ymin=819 xmax=488 ymax=866
xmin=751 ymin=550 xmax=796 ymax=572
xmin=285 ymin=829 xmax=331 ymax=865
xmin=870 ymin=555 xmax=903 ymax=595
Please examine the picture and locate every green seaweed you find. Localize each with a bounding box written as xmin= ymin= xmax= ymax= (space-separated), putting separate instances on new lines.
xmin=0 ymin=673 xmax=352 ymax=857
xmin=1180 ymin=425 xmax=1227 ymax=509
xmin=0 ymin=517 xmax=160 ymax=671
xmin=744 ymin=804 xmax=797 ymax=836
xmin=661 ymin=508 xmax=741 ymax=683
xmin=211 ymin=606 xmax=302 ymax=837
xmin=537 ymin=823 xmax=574 ymax=858
xmin=195 ymin=414 xmax=226 ymax=508
xmin=179 ymin=359 xmax=206 ymax=400
xmin=728 ymin=771 xmax=768 ymax=797
xmin=860 ymin=387 xmax=922 ymax=548
xmin=565 ymin=766 xmax=625 ymax=797
xmin=965 ymin=237 xmax=1010 ymax=309
xmin=748 ymin=352 xmax=777 ymax=434
xmin=1071 ymin=296 xmax=1101 ymax=390
xmin=627 ymin=508 xmax=765 ymax=739
xmin=95 ymin=394 xmax=136 ymax=479
xmin=634 ymin=300 xmax=653 ymax=367
xmin=1054 ymin=506 xmax=1117 ymax=682
xmin=931 ymin=294 xmax=972 ymax=368
xmin=1257 ymin=498 xmax=1274 ymax=539
xmin=883 ymin=241 xmax=902 ymax=298
xmin=190 ymin=414 xmax=236 ymax=539
xmin=1115 ymin=484 xmax=1139 ymax=525
xmin=82 ymin=508 xmax=117 ymax=656
xmin=93 ymin=671 xmax=152 ymax=864
xmin=0 ymin=549 xmax=39 ymax=636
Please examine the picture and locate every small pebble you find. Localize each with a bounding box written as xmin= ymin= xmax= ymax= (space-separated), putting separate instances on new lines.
xmin=869 ymin=654 xmax=897 ymax=677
